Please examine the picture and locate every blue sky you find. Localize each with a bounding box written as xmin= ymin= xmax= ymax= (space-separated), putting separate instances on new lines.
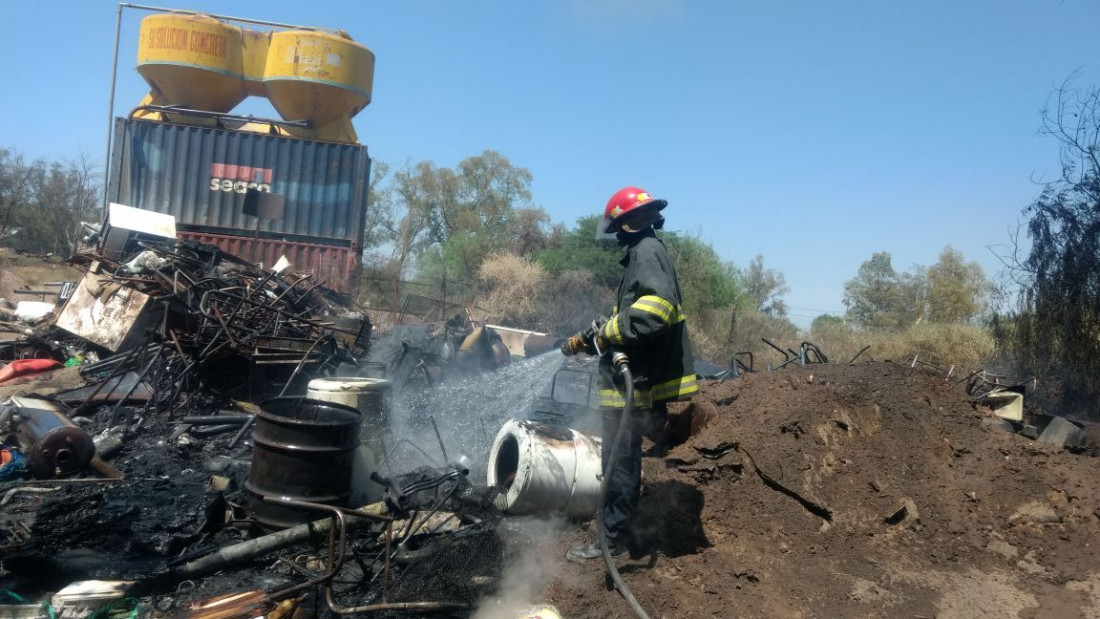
xmin=4 ymin=0 xmax=1099 ymax=326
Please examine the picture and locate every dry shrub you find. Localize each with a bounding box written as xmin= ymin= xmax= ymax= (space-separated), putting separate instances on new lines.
xmin=477 ymin=252 xmax=548 ymax=327
xmin=535 ymin=270 xmax=613 ymax=336
xmin=688 ymin=307 xmax=798 ymax=367
xmin=898 ymin=322 xmax=994 ymax=370
xmin=809 ymin=320 xmax=866 ymax=365
xmin=811 ymin=322 xmax=994 ymax=370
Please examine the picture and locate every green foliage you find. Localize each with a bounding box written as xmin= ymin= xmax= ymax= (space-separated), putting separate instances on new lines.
xmin=534 ymin=215 xmax=621 ymax=288
xmin=0 ymin=149 xmax=99 ymax=256
xmin=371 ymin=150 xmax=550 ymax=280
xmin=844 ymin=248 xmax=991 ymax=330
xmin=843 ymin=251 xmax=903 ymax=329
xmin=363 ymin=149 xmax=792 ymax=355
xmin=743 ymin=254 xmax=790 ymax=317
xmin=927 ymin=246 xmax=990 ymax=323
xmin=811 ymin=314 xmax=847 ymax=335
xmin=661 ymin=230 xmax=743 ymax=313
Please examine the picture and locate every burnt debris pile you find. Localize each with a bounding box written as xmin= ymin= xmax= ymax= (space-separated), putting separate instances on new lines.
xmin=0 ymin=236 xmax=516 ymax=618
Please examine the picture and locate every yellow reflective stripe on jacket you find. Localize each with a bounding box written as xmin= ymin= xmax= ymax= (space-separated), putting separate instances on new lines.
xmin=598 ymin=373 xmax=698 ymax=408
xmin=631 ymin=295 xmax=675 ymax=323
xmin=651 ymin=374 xmax=698 ymax=401
xmin=601 ymin=314 xmax=625 ymax=345
xmin=599 ymin=387 xmax=653 ymax=409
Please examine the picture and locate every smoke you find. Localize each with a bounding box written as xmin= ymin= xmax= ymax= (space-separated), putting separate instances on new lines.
xmin=382 ymin=351 xmax=566 ymax=482
xmin=471 ymin=516 xmax=570 ymax=619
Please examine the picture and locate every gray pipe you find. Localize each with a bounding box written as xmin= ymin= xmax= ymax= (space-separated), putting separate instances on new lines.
xmin=174 ymin=507 xmax=379 ymax=578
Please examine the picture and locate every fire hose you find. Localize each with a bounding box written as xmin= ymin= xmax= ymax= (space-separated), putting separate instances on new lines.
xmin=598 ymin=351 xmax=651 ymax=619
xmin=563 ymin=323 xmax=652 ymax=619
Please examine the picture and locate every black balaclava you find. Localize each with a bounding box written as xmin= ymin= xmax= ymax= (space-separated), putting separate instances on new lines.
xmin=616 ymin=212 xmax=665 ymax=246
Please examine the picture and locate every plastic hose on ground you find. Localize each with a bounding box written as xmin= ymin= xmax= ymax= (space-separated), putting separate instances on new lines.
xmin=596 ymin=355 xmax=652 ymax=619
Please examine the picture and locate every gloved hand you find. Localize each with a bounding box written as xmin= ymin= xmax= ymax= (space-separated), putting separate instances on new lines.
xmin=591 ymin=315 xmax=608 ymax=332
xmin=560 ymin=331 xmax=610 ymax=357
xmin=560 ymin=316 xmax=612 ymax=356
xmin=560 ymin=333 xmax=591 ymax=356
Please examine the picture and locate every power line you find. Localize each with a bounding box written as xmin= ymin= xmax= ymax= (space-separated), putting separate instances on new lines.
xmin=788 ymin=305 xmax=845 ymax=314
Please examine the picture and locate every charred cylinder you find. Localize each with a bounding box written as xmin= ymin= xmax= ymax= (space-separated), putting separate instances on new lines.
xmin=246 ymin=398 xmax=362 ymax=528
xmin=13 ymin=399 xmax=96 ymax=479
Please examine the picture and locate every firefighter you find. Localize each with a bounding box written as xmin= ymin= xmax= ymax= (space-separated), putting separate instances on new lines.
xmin=562 ymin=186 xmax=698 ymax=561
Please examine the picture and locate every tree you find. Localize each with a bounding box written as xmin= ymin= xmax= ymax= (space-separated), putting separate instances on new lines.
xmin=384 ymin=150 xmax=546 ymax=282
xmin=926 ymin=246 xmax=990 ymax=324
xmin=1006 ymin=79 xmax=1100 ymax=412
xmin=811 ymin=314 xmax=846 ymax=334
xmin=661 ymin=231 xmax=743 ymax=314
xmin=742 ymin=254 xmax=790 ymax=317
xmin=0 ymin=150 xmax=100 ymax=255
xmin=386 ymin=159 xmax=456 ymax=277
xmin=535 ymin=215 xmax=622 ymax=288
xmin=895 ymin=266 xmax=929 ymax=327
xmin=362 ymin=160 xmax=393 ymax=253
xmin=843 ymin=252 xmax=902 ymax=329
xmin=0 ymin=149 xmax=36 ymax=240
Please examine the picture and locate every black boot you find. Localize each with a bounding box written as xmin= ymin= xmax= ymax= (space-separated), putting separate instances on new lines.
xmin=566 ymin=538 xmax=628 ymax=562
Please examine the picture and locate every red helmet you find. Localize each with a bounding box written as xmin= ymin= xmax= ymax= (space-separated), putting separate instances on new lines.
xmin=601 ymin=186 xmax=667 ymax=233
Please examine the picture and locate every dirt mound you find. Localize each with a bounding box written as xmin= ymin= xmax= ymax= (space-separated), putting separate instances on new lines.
xmin=546 ymin=362 xmax=1100 ymax=618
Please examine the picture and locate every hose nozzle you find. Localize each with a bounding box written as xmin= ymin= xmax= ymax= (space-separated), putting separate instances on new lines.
xmin=611 ymin=351 xmax=630 ymax=372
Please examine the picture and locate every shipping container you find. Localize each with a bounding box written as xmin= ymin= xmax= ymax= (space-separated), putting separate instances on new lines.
xmin=178 ymin=231 xmax=361 ymax=294
xmin=107 ymin=118 xmax=370 ymax=245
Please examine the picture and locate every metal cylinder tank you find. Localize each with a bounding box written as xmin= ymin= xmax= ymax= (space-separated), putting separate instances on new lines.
xmin=137 ymin=13 xmax=247 ymax=113
xmin=264 ymin=29 xmax=375 ymax=138
xmin=306 ymin=377 xmax=392 ymax=507
xmin=306 ymin=377 xmax=390 ymax=449
xmin=487 ymin=419 xmax=603 ymax=518
xmin=12 ymin=398 xmax=96 ymax=480
xmin=246 ymin=397 xmax=362 ymax=528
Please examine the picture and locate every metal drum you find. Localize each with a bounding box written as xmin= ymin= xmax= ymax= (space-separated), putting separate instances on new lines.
xmin=305 ymin=377 xmax=391 ymax=453
xmin=246 ymin=397 xmax=362 ymax=528
xmin=306 ymin=377 xmax=393 ymax=507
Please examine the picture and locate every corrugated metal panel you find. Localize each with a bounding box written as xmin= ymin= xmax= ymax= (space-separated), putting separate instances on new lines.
xmin=179 ymin=231 xmax=360 ymax=295
xmin=109 ymin=118 xmax=370 ymax=244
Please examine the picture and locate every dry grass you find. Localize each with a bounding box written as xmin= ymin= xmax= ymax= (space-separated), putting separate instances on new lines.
xmin=810 ymin=321 xmax=995 ymax=371
xmin=476 ymin=252 xmax=548 ymax=326
xmin=689 ymin=304 xmax=995 ymax=375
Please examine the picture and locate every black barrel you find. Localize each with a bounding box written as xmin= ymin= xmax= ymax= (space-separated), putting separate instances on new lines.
xmin=246 ymin=397 xmax=362 ymax=528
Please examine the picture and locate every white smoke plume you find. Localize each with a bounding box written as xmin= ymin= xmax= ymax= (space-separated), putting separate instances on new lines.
xmin=472 ymin=516 xmax=570 ymax=619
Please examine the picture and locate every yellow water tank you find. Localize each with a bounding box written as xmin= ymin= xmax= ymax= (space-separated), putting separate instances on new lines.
xmin=132 ymin=14 xmax=374 ymax=143
xmin=264 ymin=30 xmax=375 ymax=142
xmin=137 ymin=13 xmax=246 ymax=113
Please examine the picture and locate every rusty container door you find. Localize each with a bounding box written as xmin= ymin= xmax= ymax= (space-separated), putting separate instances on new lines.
xmin=178 ymin=231 xmax=360 ymax=294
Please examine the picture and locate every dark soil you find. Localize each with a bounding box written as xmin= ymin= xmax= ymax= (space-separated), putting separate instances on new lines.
xmin=545 ymin=362 xmax=1100 ymax=619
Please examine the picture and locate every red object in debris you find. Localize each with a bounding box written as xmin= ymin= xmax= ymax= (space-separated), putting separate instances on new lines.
xmin=0 ymin=359 xmax=63 ymax=385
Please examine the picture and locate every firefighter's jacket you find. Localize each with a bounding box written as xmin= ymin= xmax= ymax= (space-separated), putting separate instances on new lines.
xmin=597 ymin=230 xmax=698 ymax=409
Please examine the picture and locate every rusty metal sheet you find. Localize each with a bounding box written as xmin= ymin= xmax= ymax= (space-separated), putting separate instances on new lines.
xmin=54 ymin=273 xmax=155 ymax=352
